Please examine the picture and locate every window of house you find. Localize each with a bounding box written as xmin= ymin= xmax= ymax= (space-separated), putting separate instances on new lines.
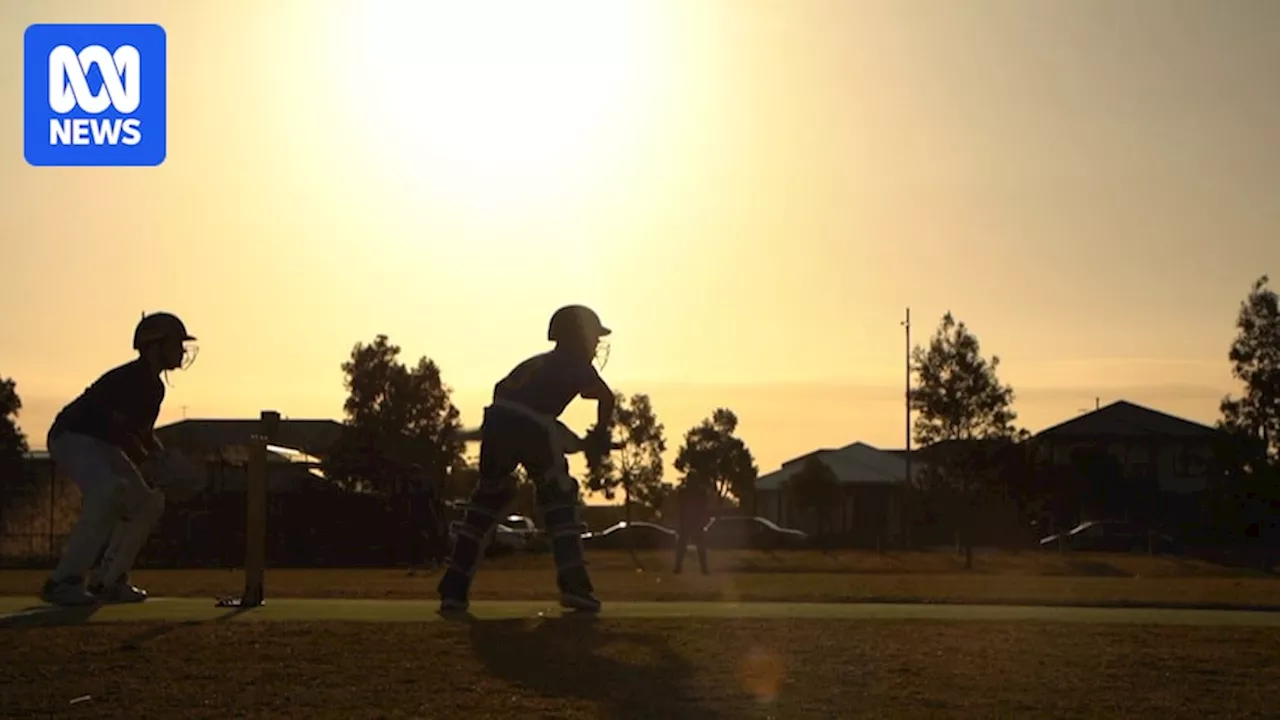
xmin=1175 ymin=447 xmax=1207 ymax=477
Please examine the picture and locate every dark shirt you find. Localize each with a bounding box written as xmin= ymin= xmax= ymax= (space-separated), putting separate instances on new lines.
xmin=49 ymin=358 xmax=164 ymax=462
xmin=492 ymin=347 xmax=601 ymax=418
xmin=678 ymin=485 xmax=713 ymax=531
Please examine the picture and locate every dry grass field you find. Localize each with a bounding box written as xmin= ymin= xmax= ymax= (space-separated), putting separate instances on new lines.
xmin=5 ymin=550 xmax=1279 ymax=719
xmin=4 ymin=549 xmax=1276 ymax=609
xmin=4 ymin=618 xmax=1279 ymax=719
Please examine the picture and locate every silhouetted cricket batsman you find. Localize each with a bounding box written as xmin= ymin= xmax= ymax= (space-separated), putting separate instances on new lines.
xmin=40 ymin=312 xmax=199 ymax=606
xmin=438 ymin=305 xmax=616 ymax=613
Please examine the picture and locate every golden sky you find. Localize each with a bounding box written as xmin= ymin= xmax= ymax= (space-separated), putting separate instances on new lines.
xmin=2 ymin=0 xmax=1278 ymax=482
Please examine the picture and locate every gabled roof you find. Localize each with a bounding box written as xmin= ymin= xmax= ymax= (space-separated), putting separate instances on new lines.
xmin=1033 ymin=400 xmax=1216 ymax=440
xmin=155 ymin=418 xmax=454 ymax=467
xmin=757 ymin=441 xmax=909 ymax=491
xmin=155 ymin=419 xmax=344 ymax=456
xmin=755 ymin=464 xmax=801 ymax=492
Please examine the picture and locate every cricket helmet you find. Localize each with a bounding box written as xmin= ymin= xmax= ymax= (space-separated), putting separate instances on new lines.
xmin=548 ymin=305 xmax=612 ymax=369
xmin=133 ymin=312 xmax=196 ymax=350
xmin=133 ymin=312 xmax=199 ymax=370
xmin=547 ymin=305 xmax=611 ymax=343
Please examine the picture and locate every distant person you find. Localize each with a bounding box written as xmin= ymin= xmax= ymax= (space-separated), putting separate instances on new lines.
xmin=437 ymin=305 xmax=616 ymax=613
xmin=674 ymin=482 xmax=713 ymax=575
xmin=40 ymin=312 xmax=197 ymax=606
xmin=409 ymin=463 xmax=449 ymax=567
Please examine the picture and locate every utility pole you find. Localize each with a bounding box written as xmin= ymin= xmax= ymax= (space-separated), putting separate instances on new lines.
xmin=902 ymin=307 xmax=912 ymax=548
xmin=903 ymin=308 xmax=911 ymax=474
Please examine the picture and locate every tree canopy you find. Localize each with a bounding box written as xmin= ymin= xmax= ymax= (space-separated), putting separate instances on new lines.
xmin=1220 ymin=275 xmax=1280 ymax=472
xmin=0 ymin=376 xmax=30 ymax=492
xmin=911 ymin=312 xmax=1020 ymax=450
xmin=585 ymin=392 xmax=668 ymax=521
xmin=674 ymin=408 xmax=758 ymax=507
xmin=323 ymin=335 xmax=464 ymax=495
xmin=788 ymin=456 xmax=841 ymax=537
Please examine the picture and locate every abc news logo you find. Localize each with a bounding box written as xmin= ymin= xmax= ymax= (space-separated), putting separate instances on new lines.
xmin=48 ymin=44 xmax=143 ymax=147
xmin=24 ymin=24 xmax=167 ymax=167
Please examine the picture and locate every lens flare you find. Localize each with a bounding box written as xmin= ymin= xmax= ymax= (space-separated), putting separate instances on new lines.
xmin=739 ymin=645 xmax=786 ymax=704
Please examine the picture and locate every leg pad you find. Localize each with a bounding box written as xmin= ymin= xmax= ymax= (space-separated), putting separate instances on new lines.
xmin=440 ymin=476 xmax=516 ymax=593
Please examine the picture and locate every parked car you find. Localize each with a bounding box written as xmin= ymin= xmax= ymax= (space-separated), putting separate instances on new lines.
xmin=582 ymin=521 xmax=679 ymax=550
xmin=1039 ymin=520 xmax=1175 ymax=553
xmin=497 ymin=514 xmax=539 ymax=548
xmin=449 ymin=514 xmax=542 ymax=554
xmin=702 ymin=516 xmax=809 ymax=550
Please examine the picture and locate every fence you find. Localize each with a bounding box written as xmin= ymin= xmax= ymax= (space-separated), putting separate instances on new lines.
xmin=0 ymin=453 xmax=461 ymax=568
xmin=0 ymin=459 xmax=82 ymax=567
xmin=5 ymin=462 xmax=1273 ymax=568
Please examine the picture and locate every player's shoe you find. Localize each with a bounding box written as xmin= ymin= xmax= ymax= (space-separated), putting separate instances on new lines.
xmin=39 ymin=577 xmax=99 ymax=607
xmin=439 ymin=596 xmax=470 ymax=613
xmin=556 ymin=565 xmax=601 ymax=612
xmin=89 ymin=576 xmax=148 ymax=603
xmin=437 ymin=569 xmax=471 ymax=613
xmin=559 ymin=590 xmax=602 ymax=613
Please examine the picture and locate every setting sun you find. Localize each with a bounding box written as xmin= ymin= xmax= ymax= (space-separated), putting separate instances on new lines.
xmin=335 ymin=1 xmax=659 ymax=216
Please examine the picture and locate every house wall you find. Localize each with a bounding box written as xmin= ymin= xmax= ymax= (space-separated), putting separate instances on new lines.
xmin=1037 ymin=439 xmax=1213 ymax=495
xmin=207 ymin=461 xmax=321 ymax=494
xmin=764 ymin=482 xmax=902 ymax=546
xmin=756 ymin=490 xmax=780 ymax=524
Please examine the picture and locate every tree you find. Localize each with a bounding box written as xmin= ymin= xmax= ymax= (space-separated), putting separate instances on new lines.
xmin=674 ymin=408 xmax=758 ymax=510
xmin=788 ymin=457 xmax=841 ymax=541
xmin=1220 ymin=276 xmax=1280 ymax=470
xmin=911 ymin=312 xmax=1020 ymax=567
xmin=1217 ymin=276 xmax=1280 ymax=567
xmin=585 ymin=392 xmax=668 ymax=552
xmin=0 ymin=377 xmax=28 ymax=475
xmin=0 ymin=376 xmax=31 ymax=527
xmin=323 ymin=335 xmax=465 ymax=497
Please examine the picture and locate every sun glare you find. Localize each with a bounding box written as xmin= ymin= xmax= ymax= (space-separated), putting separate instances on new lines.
xmin=340 ymin=1 xmax=654 ymax=215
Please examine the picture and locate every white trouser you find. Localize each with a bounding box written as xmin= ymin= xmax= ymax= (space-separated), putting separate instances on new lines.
xmin=49 ymin=432 xmax=165 ymax=585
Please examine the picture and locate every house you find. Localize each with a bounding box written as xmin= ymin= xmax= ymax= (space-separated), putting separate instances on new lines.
xmin=1031 ymin=400 xmax=1217 ymax=495
xmin=156 ymin=418 xmax=344 ymax=461
xmin=754 ymin=442 xmax=912 ymax=546
xmin=154 ymin=417 xmax=470 ymax=494
xmin=155 ymin=418 xmax=339 ymax=493
xmin=1028 ymin=400 xmax=1221 ymax=530
xmin=753 ymin=399 xmax=1222 ymax=547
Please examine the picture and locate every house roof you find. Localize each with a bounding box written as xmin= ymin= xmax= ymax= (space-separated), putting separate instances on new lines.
xmin=759 ymin=400 xmax=1215 ymax=492
xmin=155 ymin=418 xmax=345 ymax=456
xmin=757 ymin=441 xmax=910 ymax=491
xmin=154 ymin=418 xmax=452 ymax=467
xmin=1033 ymin=400 xmax=1216 ymax=441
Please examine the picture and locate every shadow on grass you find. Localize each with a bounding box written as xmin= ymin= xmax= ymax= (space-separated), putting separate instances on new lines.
xmin=1062 ymin=559 xmax=1132 ymax=577
xmin=464 ymin=613 xmax=721 ymax=720
xmin=1184 ymin=546 xmax=1277 ymax=575
xmin=112 ymin=606 xmax=250 ymax=651
xmin=1 ymin=600 xmax=254 ymax=639
xmin=0 ymin=604 xmax=101 ymax=629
